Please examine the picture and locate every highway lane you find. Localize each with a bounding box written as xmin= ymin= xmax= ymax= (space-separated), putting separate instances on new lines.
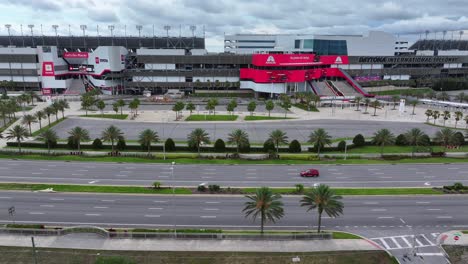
xmin=0 ymin=191 xmax=467 ymax=233
xmin=0 ymin=159 xmax=467 ymax=188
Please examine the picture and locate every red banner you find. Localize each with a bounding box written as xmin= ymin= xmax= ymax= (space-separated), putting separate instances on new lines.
xmin=240 ymin=68 xmax=349 ymax=83
xmin=63 ymin=52 xmax=89 ymax=59
xmin=252 ymin=54 xmax=348 ymax=66
xmin=41 ymin=88 xmax=52 ymax=95
xmin=41 ymin=62 xmax=55 ymax=76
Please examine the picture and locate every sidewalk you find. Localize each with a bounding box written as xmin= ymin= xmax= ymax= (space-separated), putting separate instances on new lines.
xmin=0 ymin=233 xmax=380 ymax=252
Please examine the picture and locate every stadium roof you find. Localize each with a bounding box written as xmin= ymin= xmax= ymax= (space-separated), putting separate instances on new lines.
xmin=410 ymin=39 xmax=468 ymax=51
xmin=0 ymin=36 xmax=205 ymax=50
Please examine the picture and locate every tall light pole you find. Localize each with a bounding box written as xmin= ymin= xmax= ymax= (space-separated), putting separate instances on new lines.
xmin=40 ymin=24 xmax=45 ymax=45
xmin=4 ymin=24 xmax=12 ymax=46
xmin=28 ymin=24 xmax=34 ymax=47
xmin=164 ymin=25 xmax=171 ymax=48
xmin=108 ymin=25 xmax=115 ymax=46
xmin=20 ymin=24 xmax=24 ymax=47
xmin=96 ymin=25 xmax=100 ymax=46
xmin=171 ymin=161 xmax=176 ymax=237
xmin=80 ymin=25 xmax=87 ymax=49
xmin=190 ymin=25 xmax=196 ymax=48
xmin=52 ymin=25 xmax=59 ymax=47
xmin=136 ymin=25 xmax=142 ymax=47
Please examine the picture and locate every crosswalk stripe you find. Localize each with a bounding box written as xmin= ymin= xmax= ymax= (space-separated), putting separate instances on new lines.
xmin=378 ymin=238 xmax=391 ymax=249
xmin=414 ymin=237 xmax=424 ymax=247
xmin=421 ymin=234 xmax=435 ymax=246
xmin=401 ymin=236 xmax=412 ymax=247
xmin=390 ymin=237 xmax=402 ymax=249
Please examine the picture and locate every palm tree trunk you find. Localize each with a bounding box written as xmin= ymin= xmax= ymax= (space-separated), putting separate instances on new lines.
xmin=111 ymin=139 xmax=115 ymax=152
xmin=276 ymin=143 xmax=279 ymax=156
xmin=381 ymin=144 xmax=384 ymax=157
xmin=148 ymin=144 xmax=151 ymax=155
xmin=47 ymin=142 xmax=50 ymax=154
xmin=120 ymin=107 xmax=123 ymax=115
xmin=261 ymin=211 xmax=265 ymax=234
xmin=317 ymin=146 xmax=321 ymax=159
xmin=317 ymin=211 xmax=322 ymax=233
xmin=28 ymin=123 xmax=32 ymax=135
xmin=18 ymin=139 xmax=21 ymax=153
xmin=62 ymin=111 xmax=65 ymax=119
xmin=237 ymin=144 xmax=239 ymax=154
xmin=47 ymin=116 xmax=51 ymax=126
xmin=373 ymin=107 xmax=377 ymax=116
xmin=38 ymin=119 xmax=42 ymax=129
xmin=412 ymin=106 xmax=415 ymax=115
xmin=268 ymin=110 xmax=271 ymax=117
xmin=77 ymin=140 xmax=81 ymax=152
xmin=197 ymin=144 xmax=201 ymax=157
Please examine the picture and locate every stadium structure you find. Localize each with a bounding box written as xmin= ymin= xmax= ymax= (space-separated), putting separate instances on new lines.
xmin=1 ymin=28 xmax=468 ymax=99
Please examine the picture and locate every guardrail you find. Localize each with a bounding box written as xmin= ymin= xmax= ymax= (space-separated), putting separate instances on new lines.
xmin=0 ymin=227 xmax=332 ymax=240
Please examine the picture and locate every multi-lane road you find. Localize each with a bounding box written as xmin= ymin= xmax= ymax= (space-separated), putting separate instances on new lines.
xmin=0 ymin=159 xmax=466 ymax=188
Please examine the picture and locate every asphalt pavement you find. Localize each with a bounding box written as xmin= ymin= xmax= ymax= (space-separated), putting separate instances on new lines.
xmin=0 ymin=159 xmax=466 ymax=188
xmin=52 ymin=118 xmax=442 ymax=142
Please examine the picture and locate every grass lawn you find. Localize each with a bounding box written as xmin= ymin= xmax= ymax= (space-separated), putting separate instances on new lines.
xmin=79 ymin=114 xmax=129 ymax=120
xmin=186 ymin=114 xmax=238 ymax=121
xmin=0 ymin=117 xmax=18 ymax=133
xmin=370 ymin=88 xmax=433 ymax=96
xmin=328 ymin=145 xmax=468 ymax=154
xmin=242 ymin=187 xmax=442 ymax=196
xmin=0 ymin=183 xmax=191 ymax=195
xmin=293 ymin=103 xmax=319 ymax=112
xmin=0 ymin=153 xmax=467 ymax=165
xmin=16 ymin=106 xmax=34 ymax=112
xmin=31 ymin=118 xmax=66 ymax=137
xmin=0 ymin=246 xmax=397 ymax=264
xmin=244 ymin=116 xmax=294 ymax=121
xmin=424 ymin=122 xmax=468 ymax=131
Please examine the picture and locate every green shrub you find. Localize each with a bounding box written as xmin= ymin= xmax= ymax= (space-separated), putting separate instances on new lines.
xmin=395 ymin=134 xmax=408 ymax=146
xmin=288 ymin=139 xmax=302 ymax=153
xmin=197 ymin=185 xmax=206 ymax=192
xmin=165 ymin=138 xmax=176 ymax=152
xmin=421 ymin=135 xmax=431 ymax=146
xmin=208 ymin=184 xmax=221 ymax=193
xmin=263 ymin=140 xmax=275 ymax=153
xmin=213 ymin=139 xmax=226 ymax=152
xmin=92 ymin=138 xmax=103 ymax=149
xmin=153 ymin=181 xmax=161 ymax=189
xmin=454 ymin=132 xmax=465 ymax=146
xmin=116 ymin=138 xmax=126 ymax=151
xmin=239 ymin=140 xmax=251 ymax=153
xmin=352 ymin=134 xmax=365 ymax=147
xmin=295 ymin=184 xmax=304 ymax=194
xmin=67 ymin=136 xmax=79 ymax=150
xmin=94 ymin=256 xmax=136 ymax=264
xmin=337 ymin=140 xmax=347 ymax=151
xmin=453 ymin=182 xmax=464 ymax=191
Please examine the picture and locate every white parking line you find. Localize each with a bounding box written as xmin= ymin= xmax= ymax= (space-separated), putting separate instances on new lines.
xmin=148 ymin=208 xmax=163 ymax=210
xmin=0 ymin=197 xmax=12 ymax=199
xmin=203 ymin=172 xmax=216 ymax=175
xmin=29 ymin=212 xmax=44 ymax=215
xmin=416 ymin=202 xmax=430 ymax=204
xmin=85 ymin=214 xmax=101 ymax=216
xmin=93 ymin=206 xmax=108 ymax=209
xmin=204 ymin=208 xmax=219 ymax=211
xmin=115 ymin=175 xmax=128 ymax=177
xmin=401 ymin=237 xmax=411 ymax=247
xmin=101 ymin=200 xmax=115 ymax=202
xmin=205 ymin=201 xmax=220 ymax=204
xmin=144 ymin=215 xmax=161 ymax=218
xmin=200 ymin=216 xmax=217 ymax=218
xmin=437 ymin=216 xmax=453 ymax=219
xmin=73 ymin=174 xmax=84 ymax=176
xmin=371 ymin=209 xmax=387 ymax=212
xmin=39 ymin=205 xmax=54 ymax=208
xmin=363 ymin=202 xmax=377 ymax=205
xmin=378 ymin=217 xmax=394 ymax=219
xmin=77 ymin=170 xmax=89 ymax=172
xmin=154 ymin=200 xmax=168 ymax=203
xmin=39 ymin=168 xmax=49 ymax=171
xmin=421 ymin=234 xmax=435 ymax=246
xmin=426 ymin=209 xmax=441 ymax=211
xmin=31 ymin=172 xmax=43 ymax=175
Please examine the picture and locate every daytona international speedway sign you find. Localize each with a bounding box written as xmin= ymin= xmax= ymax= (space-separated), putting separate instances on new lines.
xmin=357 ymin=56 xmax=459 ymax=63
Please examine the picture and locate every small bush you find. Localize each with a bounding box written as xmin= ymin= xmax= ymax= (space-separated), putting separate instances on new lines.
xmin=453 ymin=182 xmax=464 ymax=191
xmin=165 ymin=138 xmax=176 ymax=152
xmin=453 ymin=132 xmax=465 ymax=146
xmin=116 ymin=138 xmax=126 ymax=151
xmin=395 ymin=134 xmax=408 ymax=146
xmin=95 ymin=256 xmax=136 ymax=264
xmin=208 ymin=184 xmax=221 ymax=193
xmin=337 ymin=140 xmax=347 ymax=151
xmin=288 ymin=140 xmax=302 ymax=153
xmin=153 ymin=181 xmax=161 ymax=189
xmin=239 ymin=140 xmax=251 ymax=153
xmin=263 ymin=140 xmax=275 ymax=153
xmin=295 ymin=184 xmax=304 ymax=194
xmin=197 ymin=185 xmax=207 ymax=192
xmin=213 ymin=139 xmax=226 ymax=152
xmin=92 ymin=138 xmax=103 ymax=149
xmin=352 ymin=134 xmax=365 ymax=147
xmin=67 ymin=136 xmax=78 ymax=149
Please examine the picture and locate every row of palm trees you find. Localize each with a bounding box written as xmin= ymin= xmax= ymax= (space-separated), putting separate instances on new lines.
xmin=425 ymin=109 xmax=468 ymax=128
xmin=21 ymin=99 xmax=69 ymax=135
xmin=243 ymin=184 xmax=343 ymax=233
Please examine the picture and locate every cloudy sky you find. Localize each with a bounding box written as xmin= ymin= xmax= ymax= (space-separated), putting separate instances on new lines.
xmin=2 ymin=0 xmax=468 ymax=51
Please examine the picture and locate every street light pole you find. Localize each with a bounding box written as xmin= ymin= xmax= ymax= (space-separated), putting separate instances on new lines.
xmin=4 ymin=24 xmax=12 ymax=46
xmin=108 ymin=25 xmax=115 ymax=46
xmin=80 ymin=25 xmax=87 ymax=49
xmin=27 ymin=24 xmax=34 ymax=47
xmin=171 ymin=161 xmax=176 ymax=238
xmin=52 ymin=25 xmax=59 ymax=47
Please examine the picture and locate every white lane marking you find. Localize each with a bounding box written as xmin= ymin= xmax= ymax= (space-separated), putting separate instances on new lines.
xmin=408 ymin=168 xmax=418 ymax=170
xmin=415 ymin=172 xmax=426 ymax=174
xmin=246 ymin=173 xmax=257 ymax=175
xmin=39 ymin=168 xmax=48 ymax=171
xmin=47 ymin=164 xmax=57 ymax=167
xmin=327 ymin=169 xmax=338 ymax=171
xmin=148 ymin=208 xmax=163 ymax=210
xmin=336 ymin=177 xmax=349 ymax=179
xmin=436 ymin=216 xmax=453 ymax=219
xmin=200 ymin=216 xmax=216 ymax=218
xmin=399 ymin=218 xmax=406 ymax=224
xmin=378 ymin=217 xmax=394 ymax=219
xmin=368 ymin=168 xmax=380 ymax=171
xmin=158 ymin=176 xmax=169 ymax=178
xmin=31 ymin=172 xmax=43 ymax=175
xmin=390 ymin=237 xmax=402 ymax=249
xmin=39 ymin=205 xmax=54 ymax=208
xmin=125 ymin=167 xmax=135 ymax=169
xmin=115 ymin=175 xmax=128 ymax=177
xmin=101 ymin=200 xmax=115 ymax=202
xmin=73 ymin=174 xmax=84 ymax=176
xmin=374 ymin=172 xmax=385 ymax=175
xmin=50 ymin=198 xmax=64 ymax=201
xmin=448 ymin=167 xmax=459 ymax=170
xmin=287 ymin=169 xmax=298 ymax=171
xmin=205 ymin=201 xmax=220 ymax=204
xmin=201 ymin=176 xmax=212 ymax=179
xmin=426 ymin=209 xmax=441 ymax=211
xmin=0 ymin=197 xmax=12 ymax=199
xmin=77 ymin=170 xmax=88 ymax=172
xmin=29 ymin=212 xmax=44 ymax=215
xmin=423 ymin=176 xmax=435 ymax=179
xmin=203 ymin=172 xmax=216 ymax=175
xmin=119 ymin=171 xmax=131 ymax=173
xmin=379 ymin=176 xmax=393 ymax=179
xmin=416 ymin=202 xmax=430 ymax=204
xmin=414 ymin=237 xmax=424 ymax=247
xmin=246 ymin=169 xmax=257 ymax=171
xmin=144 ymin=215 xmax=161 ymax=218
xmin=93 ymin=207 xmax=108 ymax=209
xmin=416 ymin=253 xmax=444 ymax=256
xmin=204 ymin=208 xmax=219 ymax=211
xmin=85 ymin=214 xmax=101 ymax=216
xmin=420 ymin=234 xmax=435 ymax=246
xmin=85 ymin=166 xmax=96 ymax=169
xmin=431 ymin=233 xmax=440 ymax=238
xmin=332 ymin=172 xmax=343 ymax=175
xmin=378 ymin=238 xmax=390 ymax=249
xmin=371 ymin=209 xmax=387 ymax=212
xmin=246 ymin=177 xmax=257 ymax=179
xmin=153 ymin=200 xmax=168 ymax=203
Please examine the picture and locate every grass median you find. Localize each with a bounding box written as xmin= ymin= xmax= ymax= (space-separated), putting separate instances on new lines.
xmin=244 ymin=116 xmax=294 ymax=121
xmin=0 ymin=183 xmax=191 ymax=195
xmin=31 ymin=118 xmax=66 ymax=137
xmin=242 ymin=187 xmax=443 ymax=195
xmin=185 ymin=114 xmax=238 ymax=121
xmin=79 ymin=114 xmax=129 ymax=120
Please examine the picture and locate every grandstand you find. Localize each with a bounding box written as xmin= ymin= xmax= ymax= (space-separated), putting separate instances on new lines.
xmin=410 ymin=39 xmax=468 ymax=51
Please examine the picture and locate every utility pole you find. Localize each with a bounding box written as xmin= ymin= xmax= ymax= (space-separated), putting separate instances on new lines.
xmin=52 ymin=25 xmax=59 ymax=47
xmin=136 ymin=25 xmax=142 ymax=47
xmin=28 ymin=24 xmax=34 ymax=47
xmin=190 ymin=25 xmax=196 ymax=48
xmin=108 ymin=25 xmax=115 ymax=46
xmin=20 ymin=24 xmax=25 ymax=47
xmin=31 ymin=237 xmax=38 ymax=264
xmin=164 ymin=25 xmax=171 ymax=48
xmin=4 ymin=24 xmax=12 ymax=46
xmin=80 ymin=25 xmax=87 ymax=49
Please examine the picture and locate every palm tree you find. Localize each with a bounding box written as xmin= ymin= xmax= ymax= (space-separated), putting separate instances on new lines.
xmin=354 ymin=96 xmax=362 ymax=111
xmin=34 ymin=110 xmax=46 ymax=130
xmin=424 ymin=109 xmax=433 ymax=122
xmin=21 ymin=114 xmax=37 ymax=135
xmin=268 ymin=129 xmax=288 ymax=155
xmin=101 ymin=125 xmax=124 ymax=152
xmin=300 ymin=184 xmax=344 ymax=233
xmin=370 ymin=100 xmax=381 ymax=116
xmin=265 ymin=100 xmax=274 ymax=117
xmin=116 ymin=99 xmax=125 ymax=115
xmin=456 ymin=92 xmax=465 ymax=103
xmin=372 ymin=129 xmax=395 ymax=156
xmin=68 ymin=127 xmax=90 ymax=152
xmin=442 ymin=111 xmax=451 ymax=126
xmin=243 ymin=187 xmax=284 ymax=234
xmin=410 ymin=100 xmax=418 ymax=115
xmin=454 ymin=111 xmax=463 ymax=128
xmin=363 ymin=98 xmax=371 ymax=114
xmin=44 ymin=106 xmax=55 ymax=126
xmin=5 ymin=125 xmax=29 ymax=153
xmin=186 ymin=102 xmax=195 ymax=114
xmin=391 ymin=95 xmax=400 ymax=110
xmin=465 ymin=116 xmax=468 ymax=129
xmin=434 ymin=128 xmax=455 ymax=151
xmin=57 ymin=99 xmax=70 ymax=119
xmin=308 ymin=128 xmax=332 ymax=156
xmin=432 ymin=110 xmax=440 ymax=125
xmin=187 ymin=128 xmax=210 ymax=156
xmin=37 ymin=129 xmax=58 ymax=153
xmin=51 ymin=101 xmax=60 ymax=121
xmin=138 ymin=129 xmax=159 ymax=155
xmin=404 ymin=128 xmax=427 ymax=158
xmin=227 ymin=129 xmax=249 ymax=154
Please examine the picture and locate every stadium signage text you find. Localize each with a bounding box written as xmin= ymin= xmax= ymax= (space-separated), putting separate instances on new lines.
xmin=358 ymin=56 xmax=458 ymax=63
